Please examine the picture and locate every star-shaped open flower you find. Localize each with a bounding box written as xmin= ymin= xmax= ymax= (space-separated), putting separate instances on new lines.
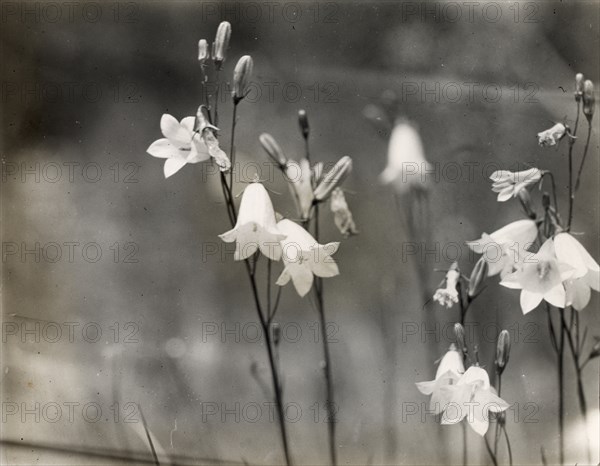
xmin=500 ymin=238 xmax=575 ymax=314
xmin=467 ymin=219 xmax=538 ymax=278
xmin=490 ymin=168 xmax=542 ymax=202
xmin=275 ymin=219 xmax=340 ymax=297
xmin=219 ymin=183 xmax=286 ymax=261
xmin=439 ymin=366 xmax=510 ymax=436
xmin=416 ymin=345 xmax=465 ymax=414
xmin=147 ymin=114 xmax=210 ymax=178
xmin=555 ymin=232 xmax=600 ymax=311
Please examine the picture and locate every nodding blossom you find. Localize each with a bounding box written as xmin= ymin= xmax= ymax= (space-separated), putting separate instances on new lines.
xmin=537 ymin=123 xmax=566 ymax=147
xmin=439 ymin=365 xmax=510 ymax=436
xmin=219 ymin=183 xmax=286 ymax=261
xmin=433 ymin=262 xmax=460 ymax=308
xmin=147 ymin=114 xmax=210 ymax=178
xmin=275 ymin=219 xmax=339 ymax=297
xmin=380 ymin=120 xmax=431 ymax=193
xmin=500 ymin=238 xmax=575 ymax=314
xmin=466 ymin=219 xmax=538 ymax=279
xmin=555 ymin=233 xmax=600 ymax=311
xmin=330 ymin=188 xmax=358 ymax=238
xmin=416 ymin=345 xmax=465 ymax=414
xmin=490 ymin=168 xmax=542 ymax=202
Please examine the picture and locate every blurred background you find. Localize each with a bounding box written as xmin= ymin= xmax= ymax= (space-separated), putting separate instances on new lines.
xmin=1 ymin=1 xmax=599 ymax=464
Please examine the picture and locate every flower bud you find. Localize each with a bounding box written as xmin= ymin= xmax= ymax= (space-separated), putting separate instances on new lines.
xmin=232 ymin=55 xmax=253 ymax=103
xmin=198 ymin=39 xmax=209 ymax=63
xmin=468 ymin=257 xmax=488 ymax=298
xmin=495 ymin=330 xmax=511 ymax=374
xmin=298 ymin=109 xmax=309 ymax=139
xmin=575 ymin=73 xmax=584 ymax=101
xmin=454 ymin=323 xmax=467 ymax=354
xmin=213 ymin=21 xmax=231 ymax=67
xmin=583 ymin=80 xmax=595 ymax=122
xmin=259 ymin=133 xmax=287 ymax=168
xmin=517 ymin=188 xmax=536 ymax=220
xmin=313 ymin=156 xmax=353 ymax=202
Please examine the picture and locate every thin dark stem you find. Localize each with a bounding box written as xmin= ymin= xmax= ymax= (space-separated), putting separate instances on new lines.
xmin=574 ymin=122 xmax=593 ymax=192
xmin=483 ymin=435 xmax=498 ymax=466
xmin=503 ymin=426 xmax=513 ymax=466
xmin=214 ymin=70 xmax=220 ymax=127
xmin=558 ymin=309 xmax=565 ymax=466
xmin=462 ymin=422 xmax=468 ymax=466
xmin=543 ymin=171 xmax=559 ymax=219
xmin=267 ymin=258 xmax=272 ymax=319
xmin=567 ymin=140 xmax=574 ymax=231
xmin=229 ymin=103 xmax=238 ymax=189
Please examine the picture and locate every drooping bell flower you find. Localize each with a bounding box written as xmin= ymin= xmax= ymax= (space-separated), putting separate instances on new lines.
xmin=194 ymin=107 xmax=231 ymax=172
xmin=555 ymin=232 xmax=600 ymax=311
xmin=219 ymin=183 xmax=286 ymax=261
xmin=490 ymin=168 xmax=542 ymax=202
xmin=500 ymin=238 xmax=574 ymax=314
xmin=275 ymin=219 xmax=339 ymax=297
xmin=537 ymin=123 xmax=566 ymax=147
xmin=147 ymin=114 xmax=210 ymax=178
xmin=380 ymin=120 xmax=431 ymax=193
xmin=330 ymin=188 xmax=358 ymax=238
xmin=440 ymin=365 xmax=510 ymax=436
xmin=433 ymin=262 xmax=460 ymax=308
xmin=466 ymin=219 xmax=538 ymax=278
xmin=416 ymin=344 xmax=465 ymax=414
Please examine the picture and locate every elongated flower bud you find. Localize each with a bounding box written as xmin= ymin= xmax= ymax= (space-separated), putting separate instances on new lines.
xmin=313 ymin=156 xmax=353 ymax=201
xmin=454 ymin=323 xmax=467 ymax=354
xmin=575 ymin=73 xmax=584 ymax=101
xmin=468 ymin=257 xmax=488 ymax=298
xmin=198 ymin=39 xmax=209 ymax=63
xmin=495 ymin=330 xmax=511 ymax=374
xmin=259 ymin=133 xmax=287 ymax=168
xmin=213 ymin=21 xmax=231 ymax=67
xmin=232 ymin=55 xmax=253 ymax=103
xmin=298 ymin=109 xmax=309 ymax=139
xmin=517 ymin=188 xmax=536 ymax=220
xmin=583 ymin=80 xmax=595 ymax=122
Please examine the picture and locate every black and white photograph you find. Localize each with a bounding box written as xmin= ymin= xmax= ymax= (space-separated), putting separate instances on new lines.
xmin=1 ymin=1 xmax=599 ymax=464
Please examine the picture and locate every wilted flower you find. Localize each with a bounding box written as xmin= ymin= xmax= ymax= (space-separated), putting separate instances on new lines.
xmin=575 ymin=73 xmax=584 ymax=101
xmin=468 ymin=257 xmax=488 ymax=298
xmin=467 ymin=219 xmax=538 ymax=278
xmin=313 ymin=156 xmax=353 ymax=202
xmin=416 ymin=345 xmax=465 ymax=414
xmin=490 ymin=168 xmax=542 ymax=201
xmin=147 ymin=114 xmax=210 ymax=178
xmin=433 ymin=262 xmax=460 ymax=308
xmin=380 ymin=120 xmax=431 ymax=193
xmin=194 ymin=107 xmax=231 ymax=172
xmin=537 ymin=123 xmax=566 ymax=147
xmin=440 ymin=365 xmax=510 ymax=436
xmin=555 ymin=232 xmax=600 ymax=311
xmin=495 ymin=330 xmax=511 ymax=374
xmin=219 ymin=183 xmax=286 ymax=261
xmin=500 ymin=238 xmax=575 ymax=314
xmin=275 ymin=219 xmax=339 ymax=297
xmin=259 ymin=133 xmax=287 ymax=168
xmin=583 ymin=80 xmax=595 ymax=122
xmin=285 ymin=159 xmax=313 ymax=220
xmin=298 ymin=109 xmax=309 ymax=139
xmin=198 ymin=39 xmax=209 ymax=63
xmin=330 ymin=188 xmax=358 ymax=238
xmin=232 ymin=55 xmax=253 ymax=103
xmin=213 ymin=21 xmax=231 ymax=67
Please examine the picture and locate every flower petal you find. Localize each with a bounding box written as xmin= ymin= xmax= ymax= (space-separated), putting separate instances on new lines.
xmin=160 ymin=114 xmax=191 ymax=145
xmin=289 ymin=263 xmax=314 ymax=297
xmin=147 ymin=138 xmax=174 ymax=158
xmin=544 ymin=284 xmax=566 ymax=309
xmin=520 ymin=290 xmax=543 ymax=314
xmin=164 ymin=158 xmax=188 ymax=178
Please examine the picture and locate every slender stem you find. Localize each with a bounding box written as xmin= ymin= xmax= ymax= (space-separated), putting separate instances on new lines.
xmin=574 ymin=122 xmax=593 ymax=192
xmin=214 ymin=70 xmax=220 ymax=127
xmin=229 ymin=103 xmax=238 ymax=189
xmin=503 ymin=426 xmax=513 ymax=466
xmin=558 ymin=309 xmax=565 ymax=466
xmin=567 ymin=140 xmax=574 ymax=231
xmin=462 ymin=422 xmax=468 ymax=466
xmin=483 ymin=435 xmax=498 ymax=466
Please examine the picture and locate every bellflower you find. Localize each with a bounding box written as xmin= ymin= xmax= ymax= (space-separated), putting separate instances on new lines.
xmin=433 ymin=262 xmax=460 ymax=308
xmin=555 ymin=233 xmax=600 ymax=311
xmin=500 ymin=238 xmax=574 ymax=314
xmin=330 ymin=188 xmax=358 ymax=238
xmin=537 ymin=123 xmax=566 ymax=147
xmin=380 ymin=120 xmax=431 ymax=193
xmin=275 ymin=219 xmax=339 ymax=297
xmin=440 ymin=366 xmax=510 ymax=436
xmin=490 ymin=168 xmax=542 ymax=202
xmin=416 ymin=345 xmax=465 ymax=414
xmin=147 ymin=114 xmax=210 ymax=178
xmin=219 ymin=183 xmax=285 ymax=261
xmin=467 ymin=219 xmax=537 ymax=278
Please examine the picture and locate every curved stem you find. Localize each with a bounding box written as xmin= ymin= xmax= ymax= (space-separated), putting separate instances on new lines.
xmin=574 ymin=122 xmax=593 ymax=192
